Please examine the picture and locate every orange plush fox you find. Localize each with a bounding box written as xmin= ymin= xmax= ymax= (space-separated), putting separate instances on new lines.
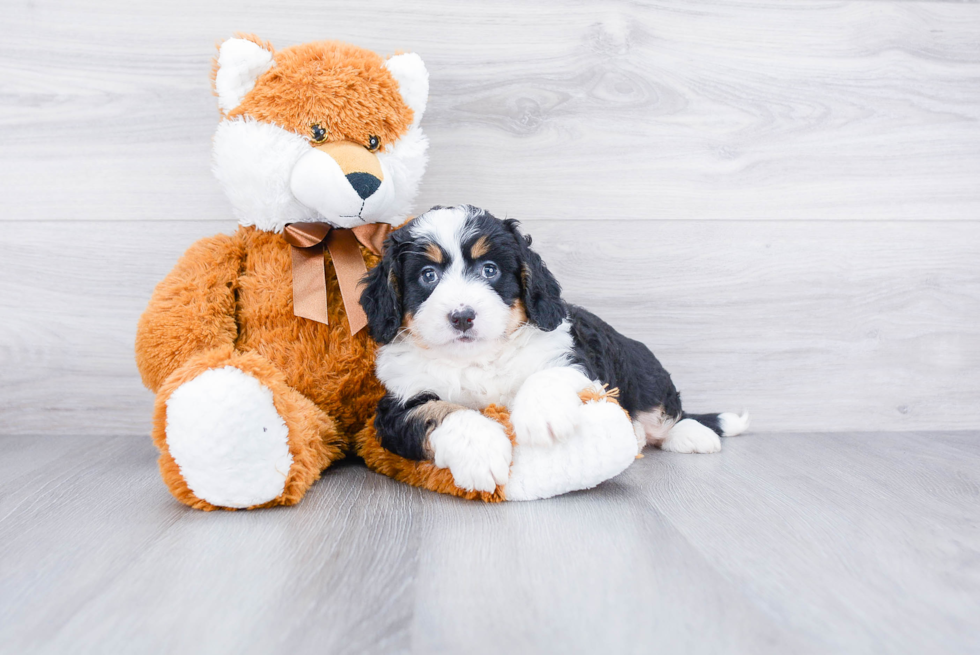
xmin=135 ymin=36 xmax=508 ymax=510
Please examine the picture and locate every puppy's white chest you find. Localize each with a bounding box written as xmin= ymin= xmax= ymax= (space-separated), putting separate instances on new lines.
xmin=375 ymin=323 xmax=575 ymax=409
xmin=438 ymin=359 xmax=528 ymax=408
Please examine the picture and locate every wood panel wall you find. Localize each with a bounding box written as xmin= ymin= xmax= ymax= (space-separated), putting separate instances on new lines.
xmin=2 ymin=0 xmax=979 ymax=435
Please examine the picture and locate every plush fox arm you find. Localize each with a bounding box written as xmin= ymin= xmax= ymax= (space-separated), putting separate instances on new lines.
xmin=135 ymin=233 xmax=245 ymax=393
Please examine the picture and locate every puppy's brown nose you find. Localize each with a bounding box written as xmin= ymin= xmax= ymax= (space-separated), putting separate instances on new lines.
xmin=449 ymin=307 xmax=476 ymax=333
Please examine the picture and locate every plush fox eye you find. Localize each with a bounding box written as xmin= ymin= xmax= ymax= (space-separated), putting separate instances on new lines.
xmin=310 ymin=123 xmax=328 ymax=144
xmin=367 ymin=135 xmax=380 ymax=152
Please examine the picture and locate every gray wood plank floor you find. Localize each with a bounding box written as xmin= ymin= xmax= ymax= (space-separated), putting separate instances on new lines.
xmin=1 ymin=432 xmax=977 ymax=654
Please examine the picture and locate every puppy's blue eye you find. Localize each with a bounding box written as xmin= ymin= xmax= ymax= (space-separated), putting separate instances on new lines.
xmin=420 ymin=267 xmax=440 ymax=285
xmin=481 ymin=262 xmax=499 ymax=280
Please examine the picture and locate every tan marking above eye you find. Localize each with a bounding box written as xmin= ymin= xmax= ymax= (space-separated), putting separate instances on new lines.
xmin=425 ymin=242 xmax=443 ymax=263
xmin=470 ymin=236 xmax=490 ymax=259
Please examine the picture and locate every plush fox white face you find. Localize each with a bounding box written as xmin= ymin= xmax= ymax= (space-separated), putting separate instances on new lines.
xmin=211 ymin=36 xmax=429 ymax=231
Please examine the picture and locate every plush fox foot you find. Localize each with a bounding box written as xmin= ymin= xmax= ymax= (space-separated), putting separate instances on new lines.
xmin=504 ymin=386 xmax=638 ymax=501
xmin=165 ymin=367 xmax=293 ymax=508
xmin=153 ymin=349 xmax=342 ymax=510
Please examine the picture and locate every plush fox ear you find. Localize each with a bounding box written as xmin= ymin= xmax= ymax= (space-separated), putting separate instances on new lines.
xmin=384 ymin=53 xmax=429 ymax=126
xmin=214 ymin=36 xmax=274 ymax=113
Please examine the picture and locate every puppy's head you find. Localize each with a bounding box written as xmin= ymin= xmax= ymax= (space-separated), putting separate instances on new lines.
xmin=361 ymin=205 xmax=566 ymax=353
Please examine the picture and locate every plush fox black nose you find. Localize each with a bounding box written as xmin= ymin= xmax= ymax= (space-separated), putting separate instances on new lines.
xmin=449 ymin=307 xmax=476 ymax=333
xmin=346 ymin=172 xmax=381 ymax=200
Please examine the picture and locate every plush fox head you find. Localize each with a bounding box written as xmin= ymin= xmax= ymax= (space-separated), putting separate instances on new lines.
xmin=211 ymin=35 xmax=429 ymax=231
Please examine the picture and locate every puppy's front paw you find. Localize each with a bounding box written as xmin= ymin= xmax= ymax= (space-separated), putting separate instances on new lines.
xmin=429 ymin=410 xmax=512 ymax=492
xmin=511 ymin=367 xmax=593 ymax=447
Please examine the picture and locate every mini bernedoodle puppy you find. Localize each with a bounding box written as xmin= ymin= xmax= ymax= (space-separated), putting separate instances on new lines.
xmin=361 ymin=204 xmax=749 ymax=493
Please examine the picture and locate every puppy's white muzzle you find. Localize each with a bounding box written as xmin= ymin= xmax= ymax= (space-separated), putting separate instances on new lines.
xmin=414 ymin=271 xmax=511 ymax=350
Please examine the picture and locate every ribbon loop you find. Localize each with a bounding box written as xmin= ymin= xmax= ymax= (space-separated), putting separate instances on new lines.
xmin=283 ymin=222 xmax=392 ymax=333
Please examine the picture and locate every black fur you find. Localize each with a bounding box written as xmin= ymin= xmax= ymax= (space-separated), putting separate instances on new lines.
xmin=502 ymin=219 xmax=566 ymax=331
xmin=567 ymin=305 xmax=683 ymax=420
xmin=360 ymin=229 xmax=410 ymax=344
xmin=374 ymin=391 xmax=440 ymax=460
xmin=566 ymin=307 xmax=726 ymax=436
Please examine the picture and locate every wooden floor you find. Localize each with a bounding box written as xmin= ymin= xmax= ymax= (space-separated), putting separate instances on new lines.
xmin=2 ymin=432 xmax=977 ymax=654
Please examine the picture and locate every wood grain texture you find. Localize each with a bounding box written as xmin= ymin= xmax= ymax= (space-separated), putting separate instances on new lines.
xmin=0 ymin=432 xmax=977 ymax=654
xmin=1 ymin=0 xmax=979 ymax=222
xmin=1 ymin=219 xmax=978 ymax=435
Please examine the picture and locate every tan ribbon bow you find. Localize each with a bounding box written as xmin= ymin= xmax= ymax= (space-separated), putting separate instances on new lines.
xmin=282 ymin=222 xmax=391 ymax=334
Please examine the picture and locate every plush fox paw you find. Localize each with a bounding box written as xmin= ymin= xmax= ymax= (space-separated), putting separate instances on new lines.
xmin=510 ymin=367 xmax=595 ymax=446
xmin=505 ymin=396 xmax=638 ymax=501
xmin=165 ymin=366 xmax=294 ymax=508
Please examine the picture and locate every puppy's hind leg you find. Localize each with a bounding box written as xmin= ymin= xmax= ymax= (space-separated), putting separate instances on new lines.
xmin=639 ymin=406 xmax=750 ymax=454
xmin=660 ymin=418 xmax=722 ymax=454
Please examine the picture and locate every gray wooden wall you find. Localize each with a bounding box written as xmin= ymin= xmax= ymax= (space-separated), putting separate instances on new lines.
xmin=2 ymin=0 xmax=979 ymax=436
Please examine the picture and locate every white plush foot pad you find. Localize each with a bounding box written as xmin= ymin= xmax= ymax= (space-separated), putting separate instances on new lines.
xmin=505 ymin=399 xmax=638 ymax=501
xmin=165 ymin=366 xmax=293 ymax=508
xmin=660 ymin=418 xmax=722 ymax=454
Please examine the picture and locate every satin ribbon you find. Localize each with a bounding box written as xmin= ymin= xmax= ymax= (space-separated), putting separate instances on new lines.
xmin=282 ymin=222 xmax=391 ymax=334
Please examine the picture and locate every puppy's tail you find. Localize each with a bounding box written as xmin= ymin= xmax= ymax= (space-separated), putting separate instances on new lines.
xmin=681 ymin=411 xmax=750 ymax=437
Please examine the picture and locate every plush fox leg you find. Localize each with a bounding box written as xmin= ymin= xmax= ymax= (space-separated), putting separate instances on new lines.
xmin=152 ymin=346 xmax=343 ymax=511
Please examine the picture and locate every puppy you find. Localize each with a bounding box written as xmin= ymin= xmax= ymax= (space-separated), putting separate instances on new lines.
xmin=361 ymin=204 xmax=749 ymax=492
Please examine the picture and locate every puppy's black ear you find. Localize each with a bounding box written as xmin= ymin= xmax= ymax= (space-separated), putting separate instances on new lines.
xmin=504 ymin=219 xmax=566 ymax=331
xmin=360 ymin=232 xmax=405 ymax=344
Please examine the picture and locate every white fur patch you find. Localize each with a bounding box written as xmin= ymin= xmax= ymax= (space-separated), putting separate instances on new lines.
xmin=215 ymin=38 xmax=274 ymax=113
xmin=660 ymin=418 xmax=722 ymax=454
xmin=409 ymin=205 xmax=476 ymax=263
xmin=211 ymin=110 xmax=428 ymax=232
xmin=384 ymin=53 xmax=429 ymax=126
xmin=505 ymin=398 xmax=637 ymax=501
xmin=429 ymin=410 xmax=512 ymax=492
xmin=718 ymin=411 xmax=750 ymax=437
xmin=211 ymin=118 xmax=312 ymax=231
xmin=376 ymin=321 xmax=575 ymax=409
xmin=288 ymin=147 xmax=390 ymax=224
xmin=634 ymin=407 xmax=677 ymax=447
xmin=165 ymin=366 xmax=293 ymax=508
xmin=510 ymin=367 xmax=593 ymax=446
xmin=374 ymin=125 xmax=429 ymax=225
xmin=632 ymin=419 xmax=647 ymax=453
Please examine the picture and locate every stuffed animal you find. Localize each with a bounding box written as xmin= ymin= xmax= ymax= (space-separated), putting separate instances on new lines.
xmin=136 ymin=35 xmax=637 ymax=510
